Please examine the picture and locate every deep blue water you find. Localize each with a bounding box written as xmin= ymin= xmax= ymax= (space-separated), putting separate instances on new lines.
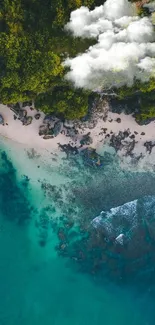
xmin=0 ymin=142 xmax=155 ymax=325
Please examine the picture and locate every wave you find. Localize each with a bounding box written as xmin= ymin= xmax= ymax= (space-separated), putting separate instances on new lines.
xmin=91 ymin=195 xmax=155 ymax=245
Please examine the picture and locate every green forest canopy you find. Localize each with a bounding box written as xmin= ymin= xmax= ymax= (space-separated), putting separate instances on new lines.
xmin=0 ymin=0 xmax=155 ymax=120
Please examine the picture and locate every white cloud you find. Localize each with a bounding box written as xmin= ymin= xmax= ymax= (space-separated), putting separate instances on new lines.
xmin=64 ymin=0 xmax=155 ymax=90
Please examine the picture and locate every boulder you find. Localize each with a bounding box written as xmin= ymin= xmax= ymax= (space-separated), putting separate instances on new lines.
xmin=35 ymin=113 xmax=41 ymax=120
xmin=19 ymin=109 xmax=27 ymax=121
xmin=39 ymin=124 xmax=49 ymax=136
xmin=53 ymin=121 xmax=63 ymax=136
xmin=116 ymin=117 xmax=121 ymax=123
xmin=23 ymin=116 xmax=33 ymax=126
xmin=43 ymin=114 xmax=54 ymax=124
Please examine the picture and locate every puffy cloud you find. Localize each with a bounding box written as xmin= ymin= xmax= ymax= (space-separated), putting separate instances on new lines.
xmin=64 ymin=0 xmax=155 ymax=90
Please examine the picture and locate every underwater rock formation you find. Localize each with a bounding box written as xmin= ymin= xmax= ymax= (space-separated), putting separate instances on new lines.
xmin=55 ymin=195 xmax=155 ymax=285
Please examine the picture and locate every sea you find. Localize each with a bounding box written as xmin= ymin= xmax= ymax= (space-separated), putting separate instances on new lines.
xmin=0 ymin=136 xmax=155 ymax=325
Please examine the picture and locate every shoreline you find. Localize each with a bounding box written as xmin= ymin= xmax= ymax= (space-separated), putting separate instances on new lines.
xmin=0 ymin=102 xmax=155 ymax=170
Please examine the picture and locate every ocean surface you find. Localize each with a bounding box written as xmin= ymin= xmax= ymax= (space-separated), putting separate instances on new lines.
xmin=0 ymin=137 xmax=155 ymax=325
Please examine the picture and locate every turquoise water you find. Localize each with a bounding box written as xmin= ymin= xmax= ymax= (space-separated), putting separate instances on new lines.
xmin=0 ymin=139 xmax=155 ymax=325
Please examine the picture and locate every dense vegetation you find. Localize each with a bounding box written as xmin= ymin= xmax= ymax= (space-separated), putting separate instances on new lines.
xmin=0 ymin=0 xmax=102 ymax=119
xmin=0 ymin=0 xmax=155 ymax=120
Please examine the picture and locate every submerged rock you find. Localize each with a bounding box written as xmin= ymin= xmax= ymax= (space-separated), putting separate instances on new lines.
xmin=92 ymin=196 xmax=155 ymax=244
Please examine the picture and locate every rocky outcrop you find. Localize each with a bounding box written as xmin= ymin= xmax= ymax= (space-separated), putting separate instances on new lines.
xmin=53 ymin=121 xmax=63 ymax=136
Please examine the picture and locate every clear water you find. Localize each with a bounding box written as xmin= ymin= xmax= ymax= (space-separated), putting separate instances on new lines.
xmin=0 ymin=138 xmax=155 ymax=325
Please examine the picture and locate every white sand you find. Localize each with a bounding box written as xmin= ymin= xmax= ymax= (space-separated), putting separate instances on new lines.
xmin=0 ymin=103 xmax=155 ymax=170
xmin=0 ymin=104 xmax=70 ymax=153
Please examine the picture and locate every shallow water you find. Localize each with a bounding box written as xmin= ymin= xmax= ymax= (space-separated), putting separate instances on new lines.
xmin=0 ymin=138 xmax=155 ymax=325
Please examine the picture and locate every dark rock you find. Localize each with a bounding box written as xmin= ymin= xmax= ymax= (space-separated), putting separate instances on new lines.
xmin=53 ymin=121 xmax=63 ymax=136
xmin=43 ymin=135 xmax=54 ymax=140
xmin=23 ymin=116 xmax=33 ymax=126
xmin=0 ymin=114 xmax=4 ymax=124
xmin=123 ymin=129 xmax=130 ymax=137
xmin=43 ymin=114 xmax=54 ymax=124
xmin=110 ymin=131 xmax=126 ymax=151
xmin=39 ymin=124 xmax=48 ymax=136
xmin=144 ymin=141 xmax=155 ymax=154
xmin=129 ymin=134 xmax=135 ymax=139
xmin=19 ymin=109 xmax=27 ymax=121
xmin=134 ymin=131 xmax=138 ymax=135
xmin=59 ymin=144 xmax=78 ymax=157
xmin=80 ymin=133 xmax=93 ymax=145
xmin=125 ymin=140 xmax=136 ymax=156
xmin=35 ymin=113 xmax=41 ymax=120
xmin=141 ymin=132 xmax=145 ymax=136
xmin=22 ymin=101 xmax=32 ymax=108
xmin=101 ymin=127 xmax=107 ymax=133
xmin=116 ymin=117 xmax=121 ymax=123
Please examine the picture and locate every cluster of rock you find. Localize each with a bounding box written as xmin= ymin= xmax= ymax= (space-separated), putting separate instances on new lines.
xmin=9 ymin=102 xmax=36 ymax=126
xmin=74 ymin=97 xmax=109 ymax=130
xmin=38 ymin=114 xmax=80 ymax=140
xmin=109 ymin=129 xmax=137 ymax=156
xmin=39 ymin=115 xmax=64 ymax=139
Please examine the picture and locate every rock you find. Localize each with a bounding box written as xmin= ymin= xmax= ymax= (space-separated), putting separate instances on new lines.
xmin=43 ymin=114 xmax=55 ymax=124
xmin=59 ymin=144 xmax=79 ymax=157
xmin=110 ymin=131 xmax=125 ymax=151
xmin=125 ymin=140 xmax=136 ymax=156
xmin=22 ymin=101 xmax=32 ymax=108
xmin=91 ymin=196 xmax=155 ymax=248
xmin=0 ymin=114 xmax=4 ymax=124
xmin=101 ymin=127 xmax=107 ymax=133
xmin=23 ymin=116 xmax=33 ymax=126
xmin=53 ymin=121 xmax=63 ymax=136
xmin=66 ymin=128 xmax=77 ymax=138
xmin=19 ymin=109 xmax=27 ymax=120
xmin=64 ymin=120 xmax=74 ymax=128
xmin=123 ymin=129 xmax=130 ymax=137
xmin=80 ymin=133 xmax=93 ymax=145
xmin=134 ymin=131 xmax=138 ymax=135
xmin=13 ymin=115 xmax=17 ymax=120
xmin=43 ymin=135 xmax=54 ymax=140
xmin=116 ymin=117 xmax=121 ymax=123
xmin=144 ymin=141 xmax=155 ymax=154
xmin=129 ymin=134 xmax=135 ymax=139
xmin=34 ymin=113 xmax=41 ymax=120
xmin=141 ymin=132 xmax=145 ymax=136
xmin=39 ymin=125 xmax=47 ymax=136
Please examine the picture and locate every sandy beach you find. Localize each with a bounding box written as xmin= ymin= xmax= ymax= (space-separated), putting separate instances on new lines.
xmin=0 ymin=102 xmax=155 ymax=171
